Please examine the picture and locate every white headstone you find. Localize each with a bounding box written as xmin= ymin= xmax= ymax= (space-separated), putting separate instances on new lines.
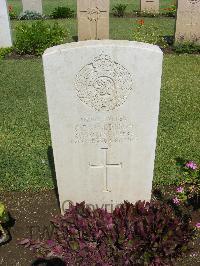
xmin=0 ymin=0 xmax=12 ymax=47
xmin=43 ymin=41 xmax=163 ymax=213
xmin=140 ymin=0 xmax=159 ymax=13
xmin=175 ymin=0 xmax=200 ymax=43
xmin=77 ymin=0 xmax=109 ymax=41
xmin=22 ymin=0 xmax=42 ymax=14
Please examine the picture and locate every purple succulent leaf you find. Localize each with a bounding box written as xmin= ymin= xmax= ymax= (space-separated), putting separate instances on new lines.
xmin=19 ymin=238 xmax=30 ymax=245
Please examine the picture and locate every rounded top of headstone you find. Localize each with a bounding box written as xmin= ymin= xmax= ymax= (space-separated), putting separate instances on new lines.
xmin=43 ymin=40 xmax=163 ymax=57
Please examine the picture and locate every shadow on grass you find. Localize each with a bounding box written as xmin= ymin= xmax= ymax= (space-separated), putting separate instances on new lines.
xmin=47 ymin=146 xmax=60 ymax=208
xmin=72 ymin=35 xmax=78 ymax=42
xmin=163 ymin=35 xmax=174 ymax=46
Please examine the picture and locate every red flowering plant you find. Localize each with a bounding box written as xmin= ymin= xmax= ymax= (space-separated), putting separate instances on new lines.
xmin=20 ymin=200 xmax=194 ymax=265
xmin=8 ymin=5 xmax=17 ymax=20
xmin=162 ymin=5 xmax=176 ymax=17
xmin=136 ymin=19 xmax=145 ymax=26
xmin=8 ymin=5 xmax=13 ymax=12
xmin=133 ymin=20 xmax=168 ymax=48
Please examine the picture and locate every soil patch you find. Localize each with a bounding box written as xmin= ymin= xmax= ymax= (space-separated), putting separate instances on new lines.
xmin=0 ymin=190 xmax=199 ymax=266
xmin=0 ymin=190 xmax=60 ymax=266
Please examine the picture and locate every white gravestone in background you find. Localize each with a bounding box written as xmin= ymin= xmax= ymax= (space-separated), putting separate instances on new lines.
xmin=43 ymin=41 xmax=163 ymax=213
xmin=77 ymin=0 xmax=109 ymax=41
xmin=0 ymin=0 xmax=12 ymax=47
xmin=140 ymin=0 xmax=159 ymax=13
xmin=175 ymin=0 xmax=200 ymax=43
xmin=22 ymin=0 xmax=42 ymax=14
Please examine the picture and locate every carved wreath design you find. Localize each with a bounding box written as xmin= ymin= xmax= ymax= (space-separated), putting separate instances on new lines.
xmin=75 ymin=54 xmax=134 ymax=111
xmin=87 ymin=7 xmax=100 ymax=21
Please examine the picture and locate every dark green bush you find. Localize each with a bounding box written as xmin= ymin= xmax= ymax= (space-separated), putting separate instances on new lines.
xmin=18 ymin=10 xmax=44 ymax=20
xmin=51 ymin=6 xmax=74 ymax=19
xmin=173 ymin=42 xmax=200 ymax=54
xmin=15 ymin=21 xmax=67 ymax=56
xmin=112 ymin=4 xmax=127 ymax=17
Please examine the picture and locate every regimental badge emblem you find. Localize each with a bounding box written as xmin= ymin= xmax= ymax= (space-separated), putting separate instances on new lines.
xmin=75 ymin=54 xmax=134 ymax=111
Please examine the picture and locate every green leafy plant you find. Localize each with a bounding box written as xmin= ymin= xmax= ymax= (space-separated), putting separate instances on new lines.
xmin=20 ymin=201 xmax=194 ymax=265
xmin=18 ymin=10 xmax=44 ymax=20
xmin=0 ymin=202 xmax=9 ymax=244
xmin=133 ymin=20 xmax=168 ymax=48
xmin=15 ymin=21 xmax=67 ymax=56
xmin=51 ymin=6 xmax=74 ymax=19
xmin=173 ymin=160 xmax=200 ymax=207
xmin=0 ymin=47 xmax=13 ymax=60
xmin=112 ymin=4 xmax=127 ymax=17
xmin=173 ymin=42 xmax=200 ymax=54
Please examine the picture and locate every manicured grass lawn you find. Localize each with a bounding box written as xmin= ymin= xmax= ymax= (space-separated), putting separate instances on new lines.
xmin=8 ymin=0 xmax=175 ymax=15
xmin=1 ymin=1 xmax=199 ymax=192
xmin=0 ymin=59 xmax=52 ymax=191
xmin=0 ymin=55 xmax=199 ymax=191
xmin=155 ymin=55 xmax=200 ymax=186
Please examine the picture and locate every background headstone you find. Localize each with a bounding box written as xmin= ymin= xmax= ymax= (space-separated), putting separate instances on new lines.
xmin=22 ymin=0 xmax=43 ymax=14
xmin=43 ymin=41 xmax=163 ymax=213
xmin=77 ymin=0 xmax=109 ymax=41
xmin=0 ymin=0 xmax=12 ymax=47
xmin=140 ymin=0 xmax=159 ymax=13
xmin=175 ymin=0 xmax=200 ymax=43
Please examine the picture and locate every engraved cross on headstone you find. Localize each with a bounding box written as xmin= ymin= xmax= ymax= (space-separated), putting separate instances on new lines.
xmin=80 ymin=4 xmax=107 ymax=39
xmin=89 ymin=148 xmax=122 ymax=192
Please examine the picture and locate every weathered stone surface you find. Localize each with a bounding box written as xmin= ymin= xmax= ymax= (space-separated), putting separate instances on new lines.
xmin=0 ymin=0 xmax=12 ymax=47
xmin=77 ymin=0 xmax=109 ymax=41
xmin=175 ymin=0 xmax=200 ymax=43
xmin=22 ymin=0 xmax=42 ymax=14
xmin=43 ymin=40 xmax=163 ymax=213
